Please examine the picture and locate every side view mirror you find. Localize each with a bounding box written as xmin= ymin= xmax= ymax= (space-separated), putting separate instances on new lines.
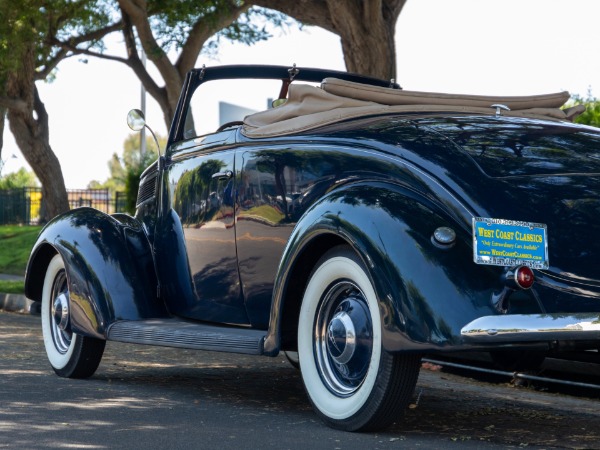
xmin=127 ymin=109 xmax=146 ymax=132
xmin=126 ymin=109 xmax=162 ymax=157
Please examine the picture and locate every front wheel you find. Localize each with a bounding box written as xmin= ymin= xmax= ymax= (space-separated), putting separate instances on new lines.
xmin=298 ymin=246 xmax=421 ymax=431
xmin=41 ymin=254 xmax=105 ymax=378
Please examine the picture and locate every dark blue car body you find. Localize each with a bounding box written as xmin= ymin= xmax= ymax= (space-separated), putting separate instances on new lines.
xmin=26 ymin=65 xmax=600 ymax=431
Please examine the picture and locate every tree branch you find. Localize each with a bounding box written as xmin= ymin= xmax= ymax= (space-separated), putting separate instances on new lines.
xmin=40 ymin=21 xmax=124 ymax=80
xmin=33 ymin=85 xmax=49 ymax=139
xmin=387 ymin=0 xmax=409 ymax=19
xmin=67 ymin=21 xmax=124 ymax=46
xmin=176 ymin=2 xmax=250 ymax=77
xmin=117 ymin=0 xmax=182 ymax=93
xmin=47 ymin=41 xmax=129 ymax=64
xmin=36 ymin=47 xmax=71 ymax=80
xmin=120 ymin=12 xmax=169 ymax=115
xmin=251 ymin=0 xmax=334 ymax=31
xmin=363 ymin=0 xmax=382 ymax=25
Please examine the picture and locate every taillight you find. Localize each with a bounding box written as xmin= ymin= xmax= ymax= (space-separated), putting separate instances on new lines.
xmin=510 ymin=265 xmax=535 ymax=290
xmin=494 ymin=266 xmax=536 ymax=313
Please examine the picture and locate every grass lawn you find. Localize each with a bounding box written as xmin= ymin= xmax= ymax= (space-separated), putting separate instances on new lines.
xmin=0 ymin=280 xmax=25 ymax=294
xmin=0 ymin=225 xmax=42 ymax=276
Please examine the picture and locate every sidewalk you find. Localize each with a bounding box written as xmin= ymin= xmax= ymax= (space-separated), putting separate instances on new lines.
xmin=0 ymin=273 xmax=39 ymax=315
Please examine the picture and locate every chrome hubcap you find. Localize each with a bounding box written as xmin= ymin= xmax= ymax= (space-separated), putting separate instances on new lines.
xmin=327 ymin=311 xmax=356 ymax=365
xmin=52 ymin=292 xmax=70 ymax=331
xmin=49 ymin=269 xmax=72 ymax=354
xmin=315 ymin=281 xmax=373 ymax=397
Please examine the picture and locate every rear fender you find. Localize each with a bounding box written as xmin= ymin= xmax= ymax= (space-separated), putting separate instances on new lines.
xmin=264 ymin=182 xmax=502 ymax=355
xmin=25 ymin=208 xmax=166 ymax=338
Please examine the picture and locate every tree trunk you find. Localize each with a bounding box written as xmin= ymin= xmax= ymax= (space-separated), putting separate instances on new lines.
xmin=252 ymin=0 xmax=407 ymax=81
xmin=0 ymin=107 xmax=5 ymax=157
xmin=5 ymin=46 xmax=69 ymax=222
xmin=117 ymin=0 xmax=249 ymax=128
xmin=327 ymin=0 xmax=399 ymax=81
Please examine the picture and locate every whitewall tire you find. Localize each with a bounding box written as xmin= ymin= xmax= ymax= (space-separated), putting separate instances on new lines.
xmin=298 ymin=246 xmax=420 ymax=431
xmin=41 ymin=254 xmax=105 ymax=378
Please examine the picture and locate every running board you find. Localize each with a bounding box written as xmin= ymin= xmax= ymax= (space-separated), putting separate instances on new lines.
xmin=107 ymin=319 xmax=266 ymax=355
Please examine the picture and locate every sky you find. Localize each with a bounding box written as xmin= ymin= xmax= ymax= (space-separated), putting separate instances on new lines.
xmin=2 ymin=0 xmax=600 ymax=189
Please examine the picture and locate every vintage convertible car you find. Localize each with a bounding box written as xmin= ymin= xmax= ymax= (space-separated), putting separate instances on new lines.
xmin=26 ymin=65 xmax=600 ymax=431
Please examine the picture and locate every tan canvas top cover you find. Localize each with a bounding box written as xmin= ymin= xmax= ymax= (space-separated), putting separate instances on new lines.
xmin=242 ymin=78 xmax=582 ymax=138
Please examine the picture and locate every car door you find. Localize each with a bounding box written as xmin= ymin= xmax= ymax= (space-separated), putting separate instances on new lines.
xmin=154 ymin=132 xmax=248 ymax=325
xmin=154 ymin=75 xmax=307 ymax=326
xmin=235 ymin=144 xmax=341 ymax=328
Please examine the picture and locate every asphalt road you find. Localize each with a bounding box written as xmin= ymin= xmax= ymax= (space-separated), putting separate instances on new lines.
xmin=1 ymin=311 xmax=599 ymax=449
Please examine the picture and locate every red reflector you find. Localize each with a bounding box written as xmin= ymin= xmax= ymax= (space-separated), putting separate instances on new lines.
xmin=514 ymin=266 xmax=535 ymax=289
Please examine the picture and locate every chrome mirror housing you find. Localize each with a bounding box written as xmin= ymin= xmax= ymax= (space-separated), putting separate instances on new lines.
xmin=127 ymin=109 xmax=146 ymax=132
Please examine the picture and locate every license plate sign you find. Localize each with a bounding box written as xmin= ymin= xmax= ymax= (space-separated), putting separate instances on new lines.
xmin=473 ymin=217 xmax=548 ymax=269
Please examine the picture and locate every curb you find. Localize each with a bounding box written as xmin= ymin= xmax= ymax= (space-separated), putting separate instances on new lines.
xmin=0 ymin=293 xmax=40 ymax=315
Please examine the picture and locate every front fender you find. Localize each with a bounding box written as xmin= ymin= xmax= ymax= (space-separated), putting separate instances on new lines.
xmin=25 ymin=208 xmax=166 ymax=338
xmin=264 ymin=182 xmax=503 ymax=355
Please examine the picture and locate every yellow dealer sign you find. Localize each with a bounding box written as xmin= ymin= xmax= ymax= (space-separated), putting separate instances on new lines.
xmin=472 ymin=217 xmax=548 ymax=269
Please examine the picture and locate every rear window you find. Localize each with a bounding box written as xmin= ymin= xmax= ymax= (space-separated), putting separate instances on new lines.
xmin=420 ymin=116 xmax=600 ymax=177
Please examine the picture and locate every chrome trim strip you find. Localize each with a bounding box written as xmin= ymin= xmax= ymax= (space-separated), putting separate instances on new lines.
xmin=461 ymin=313 xmax=600 ymax=342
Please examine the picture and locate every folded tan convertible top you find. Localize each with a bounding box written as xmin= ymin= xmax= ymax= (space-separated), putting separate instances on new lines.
xmin=321 ymin=78 xmax=571 ymax=110
xmin=243 ymin=78 xmax=583 ymax=138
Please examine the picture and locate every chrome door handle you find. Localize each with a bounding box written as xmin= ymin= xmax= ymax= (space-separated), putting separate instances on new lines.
xmin=211 ymin=170 xmax=233 ymax=180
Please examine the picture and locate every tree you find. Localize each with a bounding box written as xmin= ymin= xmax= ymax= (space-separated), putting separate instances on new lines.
xmin=251 ymin=0 xmax=407 ymax=80
xmin=0 ymin=0 xmax=119 ymax=221
xmin=56 ymin=0 xmax=405 ymax=129
xmin=89 ymin=132 xmax=164 ymax=213
xmin=570 ymin=91 xmax=600 ymax=128
xmin=0 ymin=168 xmax=39 ymax=190
xmin=1 ymin=1 xmax=291 ymax=220
xmin=55 ymin=1 xmax=293 ymax=128
xmin=90 ymin=133 xmax=163 ymax=193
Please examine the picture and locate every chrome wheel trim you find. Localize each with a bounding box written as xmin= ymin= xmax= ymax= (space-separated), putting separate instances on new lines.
xmin=42 ymin=255 xmax=77 ymax=370
xmin=49 ymin=271 xmax=72 ymax=354
xmin=315 ymin=282 xmax=373 ymax=397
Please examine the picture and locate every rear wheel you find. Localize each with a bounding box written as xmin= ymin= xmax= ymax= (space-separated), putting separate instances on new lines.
xmin=298 ymin=246 xmax=421 ymax=431
xmin=41 ymin=254 xmax=105 ymax=378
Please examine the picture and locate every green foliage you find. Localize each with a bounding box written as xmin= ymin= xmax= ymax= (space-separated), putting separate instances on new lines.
xmin=204 ymin=6 xmax=297 ymax=56
xmin=568 ymin=91 xmax=600 ymax=128
xmin=49 ymin=0 xmax=118 ymax=43
xmin=0 ymin=280 xmax=25 ymax=294
xmin=0 ymin=0 xmax=36 ymax=87
xmin=0 ymin=225 xmax=42 ymax=275
xmin=124 ymin=163 xmax=144 ymax=214
xmin=0 ymin=0 xmax=296 ymax=92
xmin=90 ymin=133 xmax=163 ymax=193
xmin=0 ymin=0 xmax=115 ymax=86
xmin=0 ymin=168 xmax=39 ymax=189
xmin=146 ymin=1 xmax=296 ymax=57
xmin=91 ymin=132 xmax=164 ymax=214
